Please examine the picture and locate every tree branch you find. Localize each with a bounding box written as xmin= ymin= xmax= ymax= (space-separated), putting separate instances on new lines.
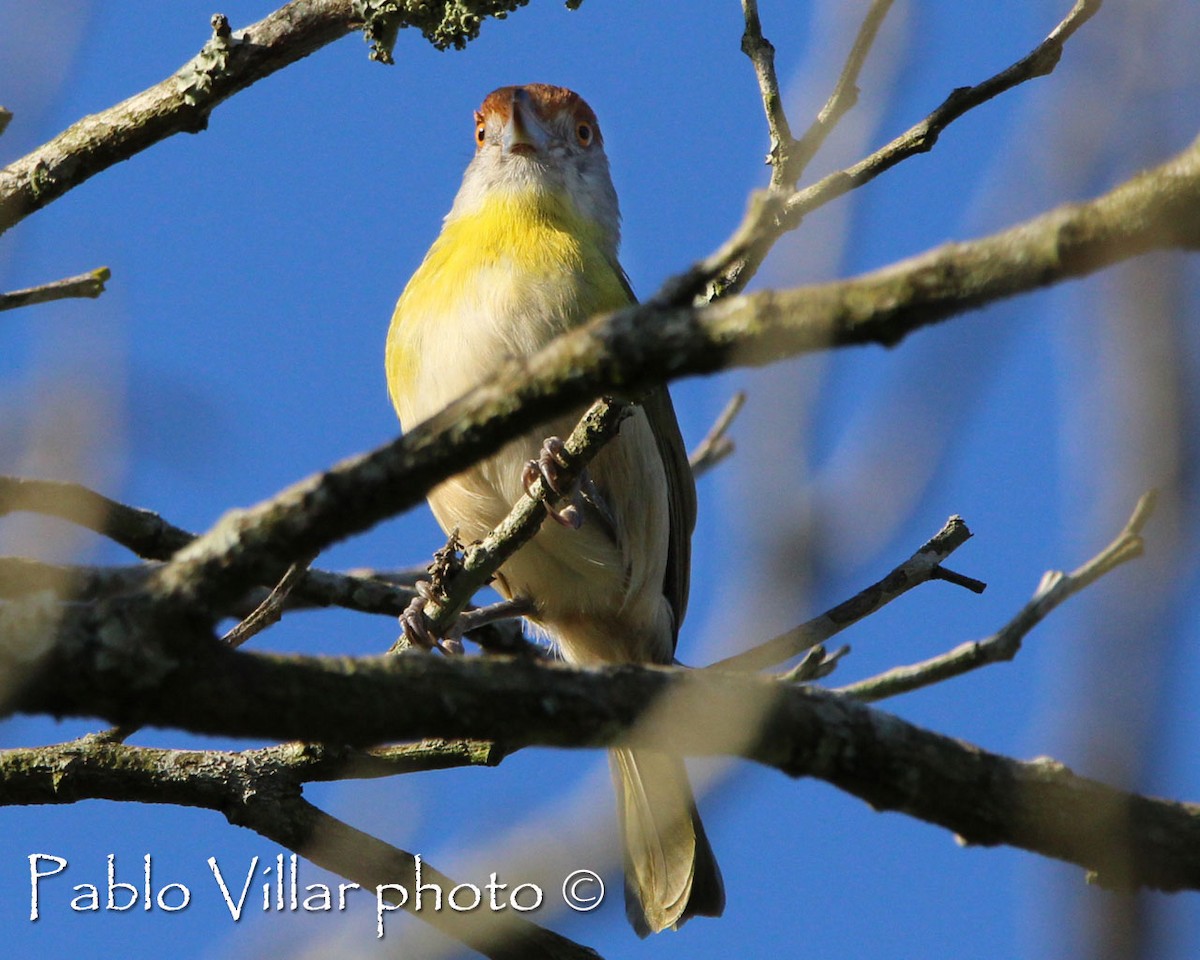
xmin=834 ymin=491 xmax=1155 ymax=701
xmin=740 ymin=0 xmax=796 ymax=180
xmin=712 ymin=515 xmax=976 ymax=672
xmin=0 ymin=267 xmax=110 ymax=312
xmin=0 ymin=475 xmax=195 ymax=559
xmin=221 ymin=552 xmax=319 ymax=647
xmin=687 ymin=390 xmax=746 ymax=476
xmin=0 ymin=738 xmax=595 ymax=960
xmin=787 ymin=0 xmax=896 ymax=182
xmin=9 ymin=628 xmax=1200 ymax=894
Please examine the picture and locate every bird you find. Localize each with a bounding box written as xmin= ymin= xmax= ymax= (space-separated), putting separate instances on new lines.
xmin=385 ymin=83 xmax=724 ymax=936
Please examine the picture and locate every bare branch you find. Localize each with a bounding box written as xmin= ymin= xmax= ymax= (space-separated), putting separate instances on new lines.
xmin=782 ymin=0 xmax=1105 ymax=223
xmin=740 ymin=0 xmax=795 ymax=180
xmin=776 ymin=643 xmax=851 ymax=683
xmin=0 ymin=267 xmax=110 ymax=312
xmin=670 ymin=0 xmax=1103 ymax=304
xmin=688 ymin=390 xmax=747 ymax=477
xmin=0 ymin=107 xmax=12 ymax=138
xmin=274 ymin=566 xmax=420 ymax=616
xmin=711 ymin=515 xmax=975 ymax=672
xmin=833 ymin=491 xmax=1156 ymax=702
xmin=13 ymin=625 xmax=1200 ymax=895
xmin=0 ymin=475 xmax=429 ymax=617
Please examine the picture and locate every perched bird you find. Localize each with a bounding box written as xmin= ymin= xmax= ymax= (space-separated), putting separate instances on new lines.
xmin=385 ymin=83 xmax=724 ymax=935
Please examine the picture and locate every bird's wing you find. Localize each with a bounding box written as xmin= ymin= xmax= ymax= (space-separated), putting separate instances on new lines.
xmin=611 ymin=265 xmax=697 ymax=646
xmin=641 ymin=386 xmax=697 ymax=647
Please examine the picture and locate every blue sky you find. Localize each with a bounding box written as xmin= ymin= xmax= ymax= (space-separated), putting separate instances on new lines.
xmin=2 ymin=1 xmax=1200 ymax=958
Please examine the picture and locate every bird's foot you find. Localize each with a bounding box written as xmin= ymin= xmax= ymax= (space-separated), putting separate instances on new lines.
xmin=395 ymin=580 xmax=464 ymax=656
xmin=523 ymin=436 xmax=584 ymax=528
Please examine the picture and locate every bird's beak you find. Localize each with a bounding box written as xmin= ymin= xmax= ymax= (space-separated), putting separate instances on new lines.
xmin=503 ymin=89 xmax=543 ymax=157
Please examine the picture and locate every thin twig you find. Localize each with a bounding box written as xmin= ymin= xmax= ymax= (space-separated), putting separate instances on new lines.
xmin=741 ymin=0 xmax=796 ymax=182
xmin=930 ymin=566 xmax=987 ymax=594
xmin=688 ymin=390 xmax=747 ymax=477
xmin=0 ymin=267 xmax=110 ymax=312
xmin=834 ymin=490 xmax=1155 ymax=702
xmin=451 ymin=598 xmax=544 ymax=656
xmin=390 ymin=397 xmax=631 ymax=653
xmin=777 ymin=643 xmax=851 ymax=683
xmin=711 ymin=515 xmax=978 ymax=672
xmin=781 ymin=0 xmax=1104 ymax=235
xmin=221 ymin=550 xmax=318 ymax=648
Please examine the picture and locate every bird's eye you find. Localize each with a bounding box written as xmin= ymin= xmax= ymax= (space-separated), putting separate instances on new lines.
xmin=475 ymin=122 xmax=486 ymax=147
xmin=575 ymin=121 xmax=594 ymax=147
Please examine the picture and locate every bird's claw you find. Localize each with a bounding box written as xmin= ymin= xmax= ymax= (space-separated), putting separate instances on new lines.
xmin=398 ymin=582 xmax=464 ymax=656
xmin=523 ymin=436 xmax=584 ymax=528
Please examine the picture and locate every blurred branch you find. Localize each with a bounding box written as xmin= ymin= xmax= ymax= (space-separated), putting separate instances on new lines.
xmin=0 ymin=475 xmax=194 ymax=559
xmin=688 ymin=390 xmax=747 ymax=477
xmin=788 ymin=0 xmax=896 ymax=182
xmin=0 ymin=738 xmax=595 ymax=960
xmin=672 ymin=0 xmax=1102 ymax=303
xmin=0 ymin=0 xmax=536 ymax=237
xmin=0 ymin=557 xmax=150 ymax=600
xmin=241 ymin=797 xmax=599 ymax=960
xmin=12 ymin=620 xmax=1200 ymax=895
xmin=834 ymin=491 xmax=1155 ymax=701
xmin=776 ymin=642 xmax=851 ymax=683
xmin=0 ymin=107 xmax=12 ymax=137
xmin=0 ymin=267 xmax=110 ymax=312
xmin=711 ymin=515 xmax=976 ymax=672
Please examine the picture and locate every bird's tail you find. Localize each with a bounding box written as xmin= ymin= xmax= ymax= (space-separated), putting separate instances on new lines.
xmin=610 ymin=747 xmax=725 ymax=936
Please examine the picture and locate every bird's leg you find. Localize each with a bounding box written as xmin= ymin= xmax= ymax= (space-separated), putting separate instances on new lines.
xmin=451 ymin=596 xmax=533 ymax=635
xmin=523 ymin=435 xmax=585 ymax=528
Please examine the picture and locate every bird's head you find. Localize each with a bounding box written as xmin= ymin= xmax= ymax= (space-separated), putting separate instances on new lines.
xmin=449 ymin=84 xmax=621 ymax=254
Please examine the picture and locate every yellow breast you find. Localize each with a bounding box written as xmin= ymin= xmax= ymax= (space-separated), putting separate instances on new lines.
xmin=385 ymin=188 xmax=631 ymax=427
